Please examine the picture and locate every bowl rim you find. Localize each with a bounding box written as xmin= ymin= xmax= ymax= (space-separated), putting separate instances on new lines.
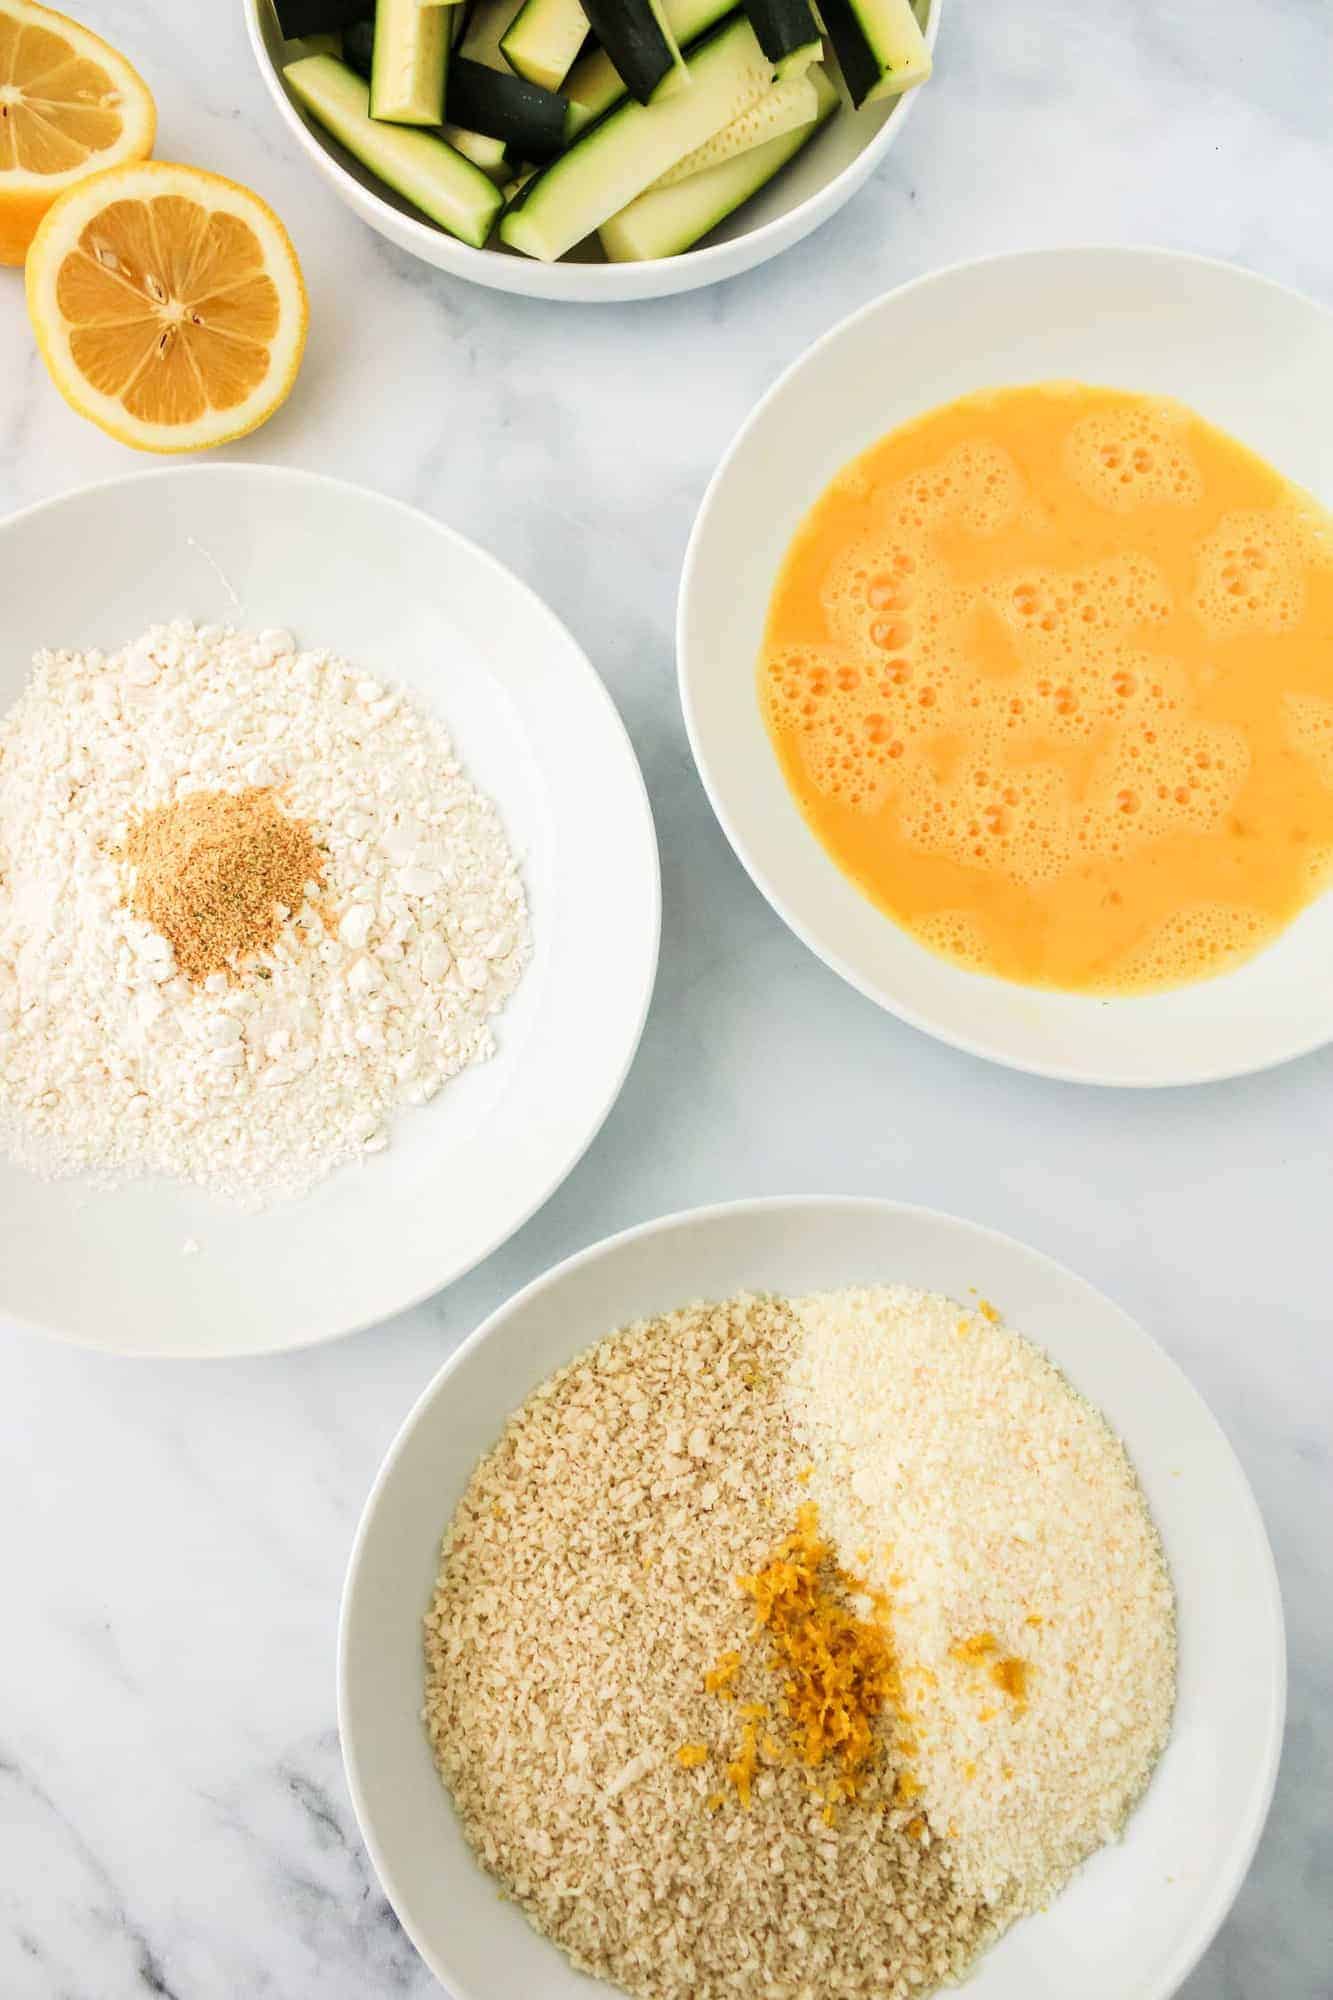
xmin=0 ymin=462 xmax=661 ymax=1359
xmin=337 ymin=1190 xmax=1286 ymax=2000
xmin=243 ymin=0 xmax=942 ymax=300
xmin=677 ymin=244 xmax=1333 ymax=1088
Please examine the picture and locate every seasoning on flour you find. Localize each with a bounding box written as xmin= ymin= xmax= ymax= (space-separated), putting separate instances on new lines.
xmin=123 ymin=786 xmax=326 ymax=984
xmin=0 ymin=620 xmax=530 ymax=1203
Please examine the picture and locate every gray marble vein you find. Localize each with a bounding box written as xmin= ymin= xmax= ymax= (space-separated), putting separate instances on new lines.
xmin=1 ymin=0 xmax=1332 ymax=1994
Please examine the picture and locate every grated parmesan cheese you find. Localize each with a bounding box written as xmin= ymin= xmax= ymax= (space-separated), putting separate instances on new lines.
xmin=786 ymin=1284 xmax=1176 ymax=1913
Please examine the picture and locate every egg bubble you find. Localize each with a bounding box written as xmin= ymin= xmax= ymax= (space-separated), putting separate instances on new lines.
xmin=1065 ymin=398 xmax=1204 ymax=513
xmin=1283 ymin=692 xmax=1333 ymax=790
xmin=913 ymin=908 xmax=990 ymax=971
xmin=1193 ymin=507 xmax=1308 ymax=636
xmin=1099 ymin=903 xmax=1266 ymax=992
xmin=760 ymin=644 xmax=900 ymax=810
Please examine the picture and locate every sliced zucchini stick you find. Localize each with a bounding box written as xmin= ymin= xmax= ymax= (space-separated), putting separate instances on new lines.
xmin=600 ymin=59 xmax=837 ymax=260
xmin=371 ymin=0 xmax=451 ymax=122
xmin=284 ymin=53 xmax=504 ymax=246
xmin=741 ymin=0 xmax=821 ymax=78
xmin=501 ymin=12 xmax=774 ymax=261
xmin=579 ymin=0 xmax=687 ymax=105
xmin=459 ymin=0 xmax=519 ymax=66
xmin=449 ymin=0 xmax=523 ymax=169
xmin=345 ymin=8 xmax=460 ymax=80
xmin=564 ymin=0 xmax=731 ymax=132
xmin=441 ymin=121 xmax=512 ymax=175
xmin=650 ymin=65 xmax=816 ymax=187
xmin=447 ymin=55 xmax=570 ymax=162
xmin=819 ymin=0 xmax=929 ymax=107
xmin=284 ymin=29 xmax=346 ymax=59
xmin=501 ymin=0 xmax=589 ymax=91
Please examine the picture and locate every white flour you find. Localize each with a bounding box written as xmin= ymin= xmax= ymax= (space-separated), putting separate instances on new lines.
xmin=0 ymin=621 xmax=530 ymax=1204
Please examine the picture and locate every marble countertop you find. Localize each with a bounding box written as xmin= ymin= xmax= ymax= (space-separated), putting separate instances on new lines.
xmin=2 ymin=0 xmax=1331 ymax=1995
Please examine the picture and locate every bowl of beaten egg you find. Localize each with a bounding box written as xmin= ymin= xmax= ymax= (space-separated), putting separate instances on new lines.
xmin=679 ymin=247 xmax=1333 ymax=1085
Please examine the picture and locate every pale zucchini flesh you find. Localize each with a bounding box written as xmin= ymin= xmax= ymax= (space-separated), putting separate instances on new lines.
xmin=771 ymin=36 xmax=823 ymax=80
xmin=284 ymin=30 xmax=343 ymax=60
xmin=651 ymin=67 xmax=817 ymax=189
xmin=820 ymin=0 xmax=929 ymax=107
xmin=284 ymin=53 xmax=503 ymax=247
xmin=442 ymin=120 xmax=512 ymax=174
xmin=599 ymin=60 xmax=837 ymax=260
xmin=371 ymin=0 xmax=452 ymax=122
xmin=502 ymin=12 xmax=775 ymax=261
xmin=460 ymin=0 xmax=518 ymax=66
xmin=501 ymin=0 xmax=589 ymax=91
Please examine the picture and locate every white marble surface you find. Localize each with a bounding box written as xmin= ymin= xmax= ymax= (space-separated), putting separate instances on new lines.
xmin=2 ymin=1 xmax=1332 ymax=1995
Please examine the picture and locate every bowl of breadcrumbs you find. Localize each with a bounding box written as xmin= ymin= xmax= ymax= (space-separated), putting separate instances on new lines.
xmin=338 ymin=1197 xmax=1284 ymax=2000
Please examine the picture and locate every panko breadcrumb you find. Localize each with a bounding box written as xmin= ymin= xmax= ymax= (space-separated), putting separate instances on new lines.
xmin=424 ymin=1297 xmax=993 ymax=2000
xmin=423 ymin=1285 xmax=1175 ymax=1999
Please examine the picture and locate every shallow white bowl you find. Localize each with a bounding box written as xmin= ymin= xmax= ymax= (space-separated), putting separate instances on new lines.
xmin=339 ymin=1195 xmax=1284 ymax=2000
xmin=678 ymin=247 xmax=1333 ymax=1086
xmin=0 ymin=467 xmax=658 ymax=1357
xmin=245 ymin=0 xmax=941 ymax=303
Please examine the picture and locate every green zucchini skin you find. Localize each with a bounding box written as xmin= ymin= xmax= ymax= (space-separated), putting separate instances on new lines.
xmin=275 ymin=0 xmax=367 ymax=38
xmin=448 ymin=56 xmax=570 ymax=162
xmin=563 ymin=0 xmax=730 ymax=131
xmin=818 ymin=0 xmax=929 ymax=106
xmin=816 ymin=0 xmax=875 ymax=102
xmin=578 ymin=0 xmax=687 ymax=105
xmin=740 ymin=0 xmax=820 ymax=76
xmin=340 ymin=13 xmax=375 ymax=78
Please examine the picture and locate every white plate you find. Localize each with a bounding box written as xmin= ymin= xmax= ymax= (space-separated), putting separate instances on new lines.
xmin=678 ymin=247 xmax=1333 ymax=1086
xmin=339 ymin=1195 xmax=1284 ymax=2000
xmin=0 ymin=467 xmax=659 ymax=1357
xmin=245 ymin=0 xmax=942 ymax=304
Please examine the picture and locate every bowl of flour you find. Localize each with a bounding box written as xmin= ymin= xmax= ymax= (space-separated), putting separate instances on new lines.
xmin=0 ymin=468 xmax=659 ymax=1356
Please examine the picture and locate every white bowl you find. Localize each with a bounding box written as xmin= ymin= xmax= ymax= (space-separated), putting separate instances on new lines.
xmin=245 ymin=0 xmax=942 ymax=303
xmin=0 ymin=467 xmax=659 ymax=1357
xmin=678 ymin=247 xmax=1333 ymax=1086
xmin=339 ymin=1195 xmax=1284 ymax=2000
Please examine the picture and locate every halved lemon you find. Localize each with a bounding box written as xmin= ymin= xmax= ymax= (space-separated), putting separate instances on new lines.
xmin=0 ymin=0 xmax=154 ymax=265
xmin=25 ymin=159 xmax=308 ymax=452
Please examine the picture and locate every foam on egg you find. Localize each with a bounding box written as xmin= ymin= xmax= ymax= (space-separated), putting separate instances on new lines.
xmin=1193 ymin=507 xmax=1308 ymax=635
xmin=1063 ymin=398 xmax=1203 ymax=512
xmin=758 ymin=382 xmax=1333 ymax=994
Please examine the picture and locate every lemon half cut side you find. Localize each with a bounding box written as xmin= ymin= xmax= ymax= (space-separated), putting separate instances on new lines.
xmin=26 ymin=159 xmax=308 ymax=453
xmin=0 ymin=0 xmax=154 ymax=265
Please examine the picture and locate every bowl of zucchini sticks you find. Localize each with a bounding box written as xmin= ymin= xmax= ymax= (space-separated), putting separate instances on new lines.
xmin=246 ymin=0 xmax=940 ymax=299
